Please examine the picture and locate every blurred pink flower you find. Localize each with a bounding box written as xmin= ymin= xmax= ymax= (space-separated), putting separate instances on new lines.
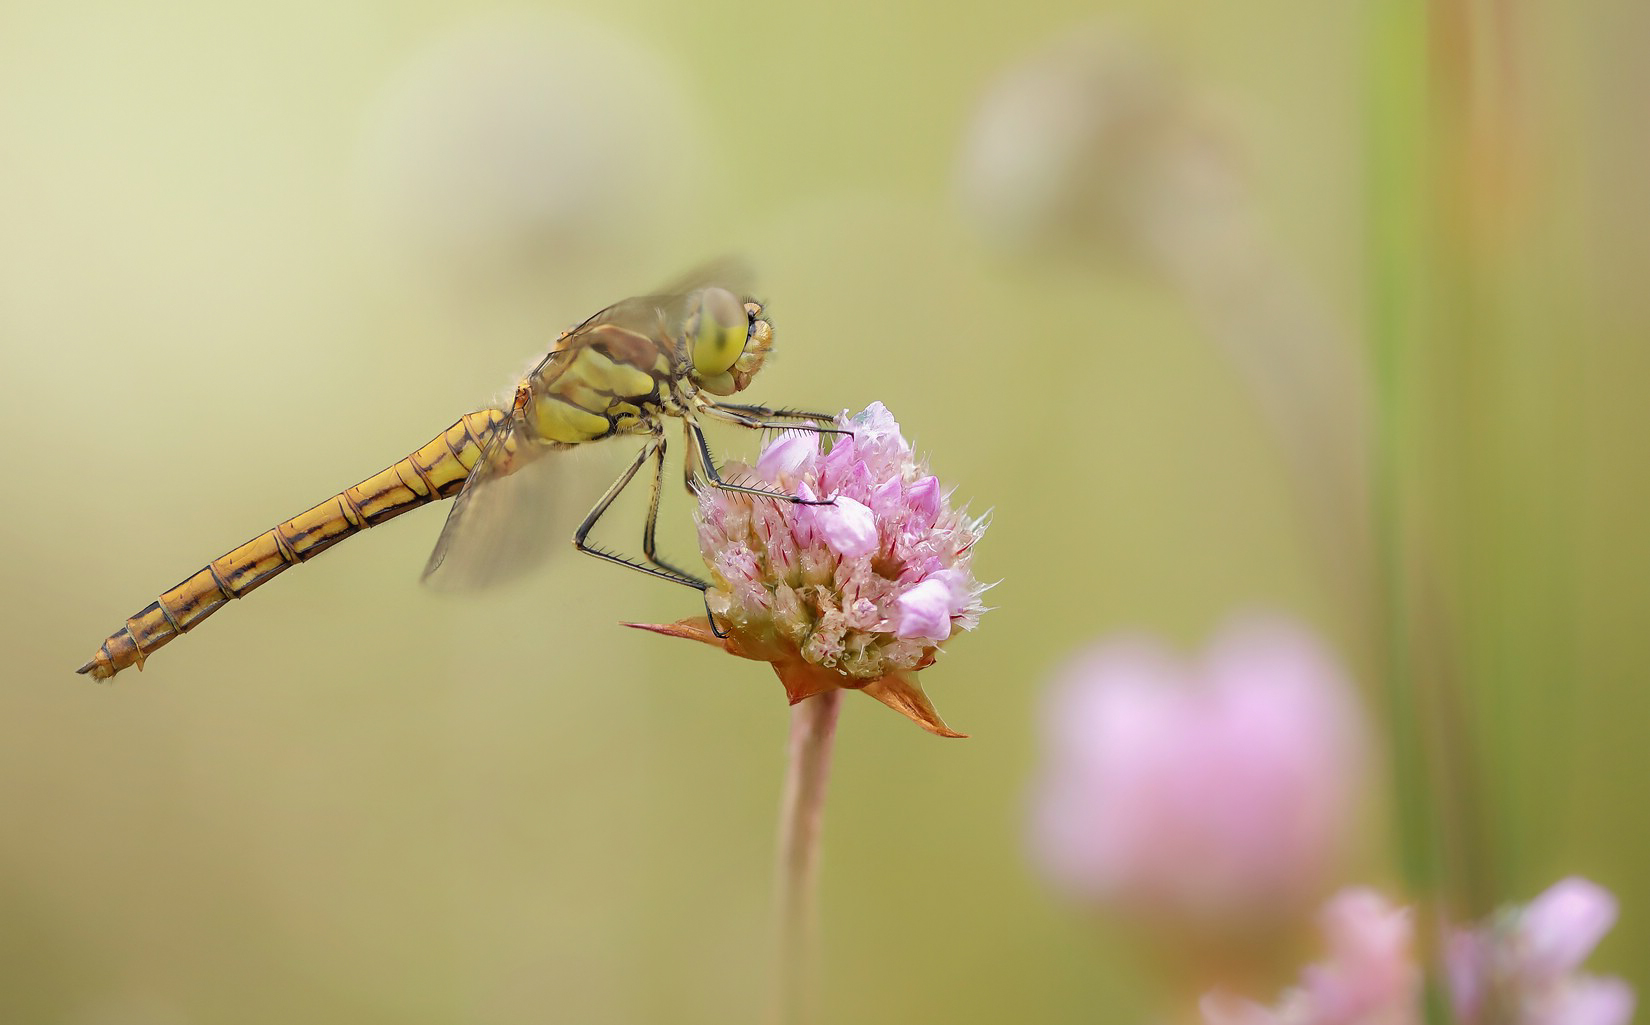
xmin=1201 ymin=888 xmax=1420 ymax=1025
xmin=1029 ymin=617 xmax=1367 ymax=923
xmin=630 ymin=402 xmax=988 ymax=736
xmin=1201 ymin=878 xmax=1633 ymax=1025
xmin=1449 ymin=877 xmax=1635 ymax=1025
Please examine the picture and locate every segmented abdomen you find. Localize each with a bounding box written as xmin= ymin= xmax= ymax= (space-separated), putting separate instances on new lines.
xmin=77 ymin=409 xmax=507 ymax=681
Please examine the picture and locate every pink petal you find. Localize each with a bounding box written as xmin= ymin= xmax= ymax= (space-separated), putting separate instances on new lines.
xmin=1521 ymin=877 xmax=1619 ymax=979
xmin=869 ymin=476 xmax=905 ymax=520
xmin=896 ymin=577 xmax=954 ymax=640
xmin=1446 ymin=929 xmax=1488 ymax=1023
xmin=756 ymin=431 xmax=818 ymax=483
xmin=1308 ymin=889 xmax=1418 ymax=1022
xmin=1544 ymin=977 xmax=1637 ymax=1025
xmin=906 ymin=475 xmax=942 ymax=529
xmin=817 ymin=431 xmax=859 ymax=495
xmin=816 ymin=495 xmax=878 ymax=558
xmin=856 ymin=401 xmax=903 ymax=444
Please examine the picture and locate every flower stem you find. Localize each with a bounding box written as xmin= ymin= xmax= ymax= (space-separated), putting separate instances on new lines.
xmin=772 ymin=689 xmax=842 ymax=1025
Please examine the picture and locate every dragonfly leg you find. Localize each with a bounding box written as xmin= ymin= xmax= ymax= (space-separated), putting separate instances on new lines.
xmin=703 ymin=589 xmax=727 ymax=638
xmin=681 ymin=418 xmax=703 ymax=497
xmin=574 ymin=439 xmax=708 ymax=590
xmin=687 ymin=420 xmax=835 ymax=505
xmin=641 ymin=435 xmax=710 ymax=587
xmin=710 ymin=401 xmax=841 ymax=423
xmin=696 ymin=401 xmax=852 ymax=437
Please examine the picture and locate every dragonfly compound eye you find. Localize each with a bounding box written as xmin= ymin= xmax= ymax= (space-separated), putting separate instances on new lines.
xmin=690 ymin=286 xmax=750 ymax=387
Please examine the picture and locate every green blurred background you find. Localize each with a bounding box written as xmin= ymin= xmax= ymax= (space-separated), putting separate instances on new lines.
xmin=2 ymin=1 xmax=1645 ymax=1022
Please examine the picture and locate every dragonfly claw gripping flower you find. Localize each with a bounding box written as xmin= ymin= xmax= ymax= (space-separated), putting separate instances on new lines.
xmin=630 ymin=402 xmax=988 ymax=736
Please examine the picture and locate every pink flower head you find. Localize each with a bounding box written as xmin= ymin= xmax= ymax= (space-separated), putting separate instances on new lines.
xmin=1202 ymin=888 xmax=1421 ymax=1025
xmin=1449 ymin=877 xmax=1634 ymax=1025
xmin=1030 ymin=616 xmax=1367 ymax=923
xmin=630 ymin=403 xmax=987 ymax=736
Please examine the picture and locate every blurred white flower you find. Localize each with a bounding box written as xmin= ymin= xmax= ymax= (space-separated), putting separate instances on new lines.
xmin=1449 ymin=877 xmax=1635 ymax=1025
xmin=1029 ymin=615 xmax=1368 ymax=926
xmin=957 ymin=26 xmax=1372 ymax=607
xmin=355 ymin=12 xmax=710 ymax=303
xmin=955 ymin=26 xmax=1233 ymax=265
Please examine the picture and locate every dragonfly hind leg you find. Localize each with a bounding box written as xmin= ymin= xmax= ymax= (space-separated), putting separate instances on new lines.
xmin=573 ymin=439 xmax=708 ymax=591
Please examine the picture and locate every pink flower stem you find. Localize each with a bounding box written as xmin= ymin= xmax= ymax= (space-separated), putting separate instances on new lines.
xmin=772 ymin=689 xmax=842 ymax=1025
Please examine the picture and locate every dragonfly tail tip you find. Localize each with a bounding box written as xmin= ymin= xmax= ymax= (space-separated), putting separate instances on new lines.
xmin=74 ymin=657 xmax=113 ymax=681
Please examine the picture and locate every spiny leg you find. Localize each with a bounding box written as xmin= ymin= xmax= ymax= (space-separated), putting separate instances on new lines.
xmin=710 ymin=401 xmax=839 ymax=421
xmin=696 ymin=403 xmax=854 ymax=438
xmin=681 ymin=418 xmax=703 ymax=497
xmin=641 ymin=435 xmax=709 ymax=587
xmin=672 ymin=423 xmax=728 ymax=637
xmin=688 ymin=419 xmax=835 ymax=506
xmin=574 ymin=439 xmax=707 ymax=590
xmin=679 ymin=419 xmax=748 ymax=497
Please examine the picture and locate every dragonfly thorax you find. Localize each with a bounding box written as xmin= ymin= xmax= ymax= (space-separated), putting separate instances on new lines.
xmin=522 ymin=285 xmax=775 ymax=447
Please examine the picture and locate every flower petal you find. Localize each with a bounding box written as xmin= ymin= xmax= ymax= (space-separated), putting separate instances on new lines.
xmin=1547 ymin=976 xmax=1637 ymax=1025
xmin=905 ymin=475 xmax=942 ymax=529
xmin=896 ymin=577 xmax=954 ymax=641
xmin=817 ymin=495 xmax=878 ymax=557
xmin=1520 ymin=877 xmax=1619 ymax=979
xmin=1445 ymin=929 xmax=1488 ymax=1023
xmin=755 ymin=431 xmax=818 ymax=484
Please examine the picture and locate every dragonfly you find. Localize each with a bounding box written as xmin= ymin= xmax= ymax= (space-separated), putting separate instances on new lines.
xmin=77 ymin=276 xmax=840 ymax=681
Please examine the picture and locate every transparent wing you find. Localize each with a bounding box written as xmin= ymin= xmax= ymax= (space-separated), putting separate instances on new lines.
xmin=524 ymin=260 xmax=757 ymax=380
xmin=420 ymin=413 xmax=566 ymax=591
xmin=649 ymin=256 xmax=754 ymax=301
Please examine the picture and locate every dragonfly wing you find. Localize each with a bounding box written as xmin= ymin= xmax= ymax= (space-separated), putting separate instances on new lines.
xmin=420 ymin=417 xmax=567 ymax=591
xmin=648 ymin=256 xmax=754 ymax=302
xmin=529 ymin=261 xmax=754 ymax=377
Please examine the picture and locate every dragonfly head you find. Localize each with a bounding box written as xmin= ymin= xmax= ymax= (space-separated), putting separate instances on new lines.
xmin=687 ymin=287 xmax=772 ymax=396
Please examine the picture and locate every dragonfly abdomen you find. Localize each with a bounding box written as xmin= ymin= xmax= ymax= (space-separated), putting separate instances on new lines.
xmin=76 ymin=409 xmax=508 ymax=681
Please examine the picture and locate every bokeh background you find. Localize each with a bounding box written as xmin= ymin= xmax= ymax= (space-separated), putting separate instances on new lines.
xmin=2 ymin=1 xmax=1646 ymax=1023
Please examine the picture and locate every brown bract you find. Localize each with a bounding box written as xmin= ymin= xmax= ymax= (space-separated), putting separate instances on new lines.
xmin=625 ymin=618 xmax=966 ymax=738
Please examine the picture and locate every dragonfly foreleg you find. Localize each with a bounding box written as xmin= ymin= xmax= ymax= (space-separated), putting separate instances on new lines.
xmin=696 ymin=401 xmax=852 ymax=437
xmin=709 ymin=401 xmax=841 ymax=423
xmin=574 ymin=439 xmax=709 ymax=591
xmin=687 ymin=420 xmax=834 ymax=506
